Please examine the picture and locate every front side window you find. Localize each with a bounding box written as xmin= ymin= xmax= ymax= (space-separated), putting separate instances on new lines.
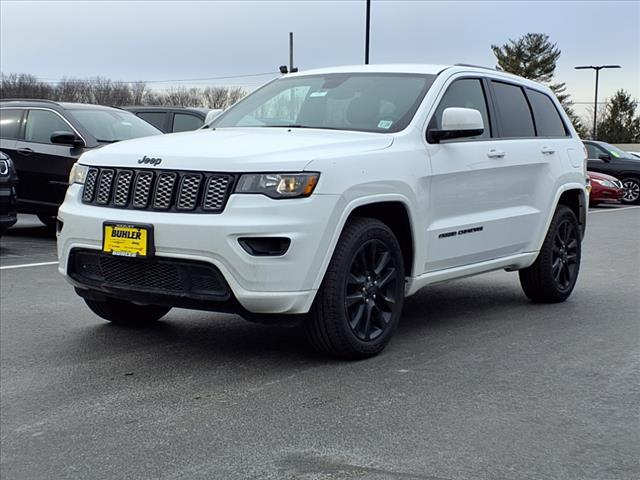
xmin=429 ymin=78 xmax=491 ymax=139
xmin=172 ymin=113 xmax=203 ymax=132
xmin=212 ymin=73 xmax=436 ymax=133
xmin=0 ymin=109 xmax=22 ymax=139
xmin=69 ymin=108 xmax=161 ymax=142
xmin=527 ymin=89 xmax=567 ymax=137
xmin=25 ymin=109 xmax=71 ymax=144
xmin=585 ymin=142 xmax=605 ymax=159
xmin=491 ymin=81 xmax=536 ymax=138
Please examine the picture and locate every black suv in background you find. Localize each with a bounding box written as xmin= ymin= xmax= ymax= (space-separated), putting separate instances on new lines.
xmin=0 ymin=151 xmax=18 ymax=235
xmin=123 ymin=106 xmax=219 ymax=133
xmin=584 ymin=140 xmax=640 ymax=204
xmin=0 ymin=100 xmax=161 ymax=226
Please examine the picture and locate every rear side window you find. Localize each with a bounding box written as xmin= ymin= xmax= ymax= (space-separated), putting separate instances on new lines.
xmin=527 ymin=89 xmax=567 ymax=137
xmin=491 ymin=81 xmax=535 ymax=138
xmin=24 ymin=109 xmax=71 ymax=144
xmin=172 ymin=113 xmax=203 ymax=132
xmin=430 ymin=78 xmax=491 ymax=139
xmin=0 ymin=109 xmax=22 ymax=139
xmin=137 ymin=112 xmax=166 ymax=131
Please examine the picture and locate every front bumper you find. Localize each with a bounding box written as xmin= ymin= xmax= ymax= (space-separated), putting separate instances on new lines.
xmin=58 ymin=185 xmax=341 ymax=315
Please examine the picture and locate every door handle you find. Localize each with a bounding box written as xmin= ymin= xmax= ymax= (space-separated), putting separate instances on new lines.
xmin=487 ymin=149 xmax=506 ymax=158
xmin=541 ymin=146 xmax=556 ymax=154
xmin=17 ymin=147 xmax=34 ymax=155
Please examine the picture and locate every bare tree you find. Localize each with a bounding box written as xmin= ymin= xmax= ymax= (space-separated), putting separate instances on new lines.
xmin=0 ymin=72 xmax=247 ymax=108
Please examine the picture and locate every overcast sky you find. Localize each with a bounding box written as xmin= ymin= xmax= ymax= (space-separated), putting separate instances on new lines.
xmin=1 ymin=0 xmax=638 ymax=118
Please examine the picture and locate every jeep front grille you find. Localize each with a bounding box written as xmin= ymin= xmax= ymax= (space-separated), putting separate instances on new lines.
xmin=82 ymin=167 xmax=235 ymax=213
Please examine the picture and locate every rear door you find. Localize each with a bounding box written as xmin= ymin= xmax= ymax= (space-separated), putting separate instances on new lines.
xmin=15 ymin=109 xmax=82 ymax=210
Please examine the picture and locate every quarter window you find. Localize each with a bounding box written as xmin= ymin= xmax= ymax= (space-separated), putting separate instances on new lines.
xmin=491 ymin=81 xmax=536 ymax=138
xmin=0 ymin=109 xmax=22 ymax=139
xmin=25 ymin=109 xmax=72 ymax=144
xmin=527 ymin=89 xmax=567 ymax=137
xmin=430 ymin=78 xmax=491 ymax=139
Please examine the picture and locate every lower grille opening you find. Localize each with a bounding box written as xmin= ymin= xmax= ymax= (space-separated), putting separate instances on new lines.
xmin=69 ymin=249 xmax=229 ymax=300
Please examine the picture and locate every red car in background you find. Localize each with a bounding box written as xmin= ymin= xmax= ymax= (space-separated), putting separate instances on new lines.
xmin=588 ymin=171 xmax=624 ymax=207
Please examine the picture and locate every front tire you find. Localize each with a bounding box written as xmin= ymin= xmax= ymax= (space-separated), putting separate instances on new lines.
xmin=84 ymin=297 xmax=171 ymax=326
xmin=305 ymin=217 xmax=405 ymax=359
xmin=620 ymin=177 xmax=640 ymax=204
xmin=519 ymin=205 xmax=581 ymax=303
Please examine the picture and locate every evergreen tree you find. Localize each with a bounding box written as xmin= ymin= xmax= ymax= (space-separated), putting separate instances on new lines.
xmin=491 ymin=33 xmax=588 ymax=137
xmin=597 ymin=89 xmax=640 ymax=143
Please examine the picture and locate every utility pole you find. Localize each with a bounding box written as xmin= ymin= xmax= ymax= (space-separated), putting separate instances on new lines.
xmin=289 ymin=32 xmax=295 ymax=73
xmin=574 ymin=64 xmax=621 ymax=140
xmin=279 ymin=32 xmax=298 ymax=74
xmin=365 ymin=0 xmax=371 ymax=64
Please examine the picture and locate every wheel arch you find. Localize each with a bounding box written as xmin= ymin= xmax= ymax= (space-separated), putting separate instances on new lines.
xmin=310 ymin=194 xmax=417 ymax=291
xmin=539 ymin=184 xmax=588 ymax=251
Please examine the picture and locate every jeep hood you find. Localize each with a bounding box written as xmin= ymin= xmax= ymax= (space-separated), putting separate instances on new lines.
xmin=80 ymin=127 xmax=394 ymax=171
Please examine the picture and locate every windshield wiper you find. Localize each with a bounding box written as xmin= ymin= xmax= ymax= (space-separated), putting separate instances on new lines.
xmin=96 ymin=139 xmax=118 ymax=143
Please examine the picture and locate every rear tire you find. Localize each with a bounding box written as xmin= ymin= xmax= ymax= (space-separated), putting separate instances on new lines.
xmin=519 ymin=205 xmax=581 ymax=303
xmin=305 ymin=217 xmax=405 ymax=359
xmin=84 ymin=298 xmax=171 ymax=326
xmin=620 ymin=177 xmax=640 ymax=205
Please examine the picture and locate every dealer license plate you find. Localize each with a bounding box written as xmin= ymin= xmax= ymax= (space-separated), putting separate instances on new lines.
xmin=103 ymin=223 xmax=153 ymax=257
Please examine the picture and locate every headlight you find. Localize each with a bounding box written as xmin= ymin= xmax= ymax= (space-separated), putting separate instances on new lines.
xmin=235 ymin=173 xmax=319 ymax=199
xmin=591 ymin=178 xmax=616 ymax=188
xmin=69 ymin=163 xmax=89 ymax=185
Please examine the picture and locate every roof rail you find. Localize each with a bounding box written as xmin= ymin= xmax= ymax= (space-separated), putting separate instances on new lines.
xmin=453 ymin=63 xmax=498 ymax=71
xmin=0 ymin=98 xmax=61 ymax=105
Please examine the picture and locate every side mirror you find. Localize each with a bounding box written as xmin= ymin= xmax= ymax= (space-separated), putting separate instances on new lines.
xmin=427 ymin=107 xmax=484 ymax=143
xmin=598 ymin=153 xmax=612 ymax=162
xmin=51 ymin=131 xmax=84 ymax=147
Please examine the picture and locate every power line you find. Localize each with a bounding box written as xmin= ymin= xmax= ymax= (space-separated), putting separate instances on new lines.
xmin=8 ymin=71 xmax=279 ymax=84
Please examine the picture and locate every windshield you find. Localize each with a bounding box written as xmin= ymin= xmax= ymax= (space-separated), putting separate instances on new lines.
xmin=211 ymin=73 xmax=436 ymax=133
xmin=69 ymin=108 xmax=162 ymax=142
xmin=598 ymin=141 xmax=638 ymax=160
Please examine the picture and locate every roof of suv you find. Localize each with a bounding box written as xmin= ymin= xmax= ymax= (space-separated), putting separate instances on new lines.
xmin=287 ymin=63 xmax=544 ymax=89
xmin=0 ymin=99 xmax=124 ymax=112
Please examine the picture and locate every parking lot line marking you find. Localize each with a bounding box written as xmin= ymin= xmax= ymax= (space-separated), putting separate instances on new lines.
xmin=0 ymin=261 xmax=59 ymax=271
xmin=589 ymin=206 xmax=640 ymax=214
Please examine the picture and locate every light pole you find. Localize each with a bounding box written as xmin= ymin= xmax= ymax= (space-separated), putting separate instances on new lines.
xmin=365 ymin=0 xmax=371 ymax=64
xmin=574 ymin=64 xmax=621 ymax=140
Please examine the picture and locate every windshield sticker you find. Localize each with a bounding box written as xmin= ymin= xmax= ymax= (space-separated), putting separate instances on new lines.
xmin=309 ymin=91 xmax=328 ymax=97
xmin=610 ymin=150 xmax=620 ymax=158
xmin=378 ymin=120 xmax=393 ymax=129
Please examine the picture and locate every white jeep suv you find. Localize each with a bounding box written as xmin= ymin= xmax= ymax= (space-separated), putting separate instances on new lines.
xmin=58 ymin=64 xmax=588 ymax=358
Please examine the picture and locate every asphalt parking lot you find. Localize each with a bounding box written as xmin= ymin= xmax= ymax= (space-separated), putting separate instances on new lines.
xmin=1 ymin=207 xmax=639 ymax=480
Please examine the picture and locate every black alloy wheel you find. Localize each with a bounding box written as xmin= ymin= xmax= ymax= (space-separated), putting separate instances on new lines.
xmin=551 ymin=219 xmax=579 ymax=294
xmin=345 ymin=239 xmax=399 ymax=341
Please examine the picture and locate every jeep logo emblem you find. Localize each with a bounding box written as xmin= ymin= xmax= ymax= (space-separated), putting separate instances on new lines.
xmin=138 ymin=155 xmax=162 ymax=166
